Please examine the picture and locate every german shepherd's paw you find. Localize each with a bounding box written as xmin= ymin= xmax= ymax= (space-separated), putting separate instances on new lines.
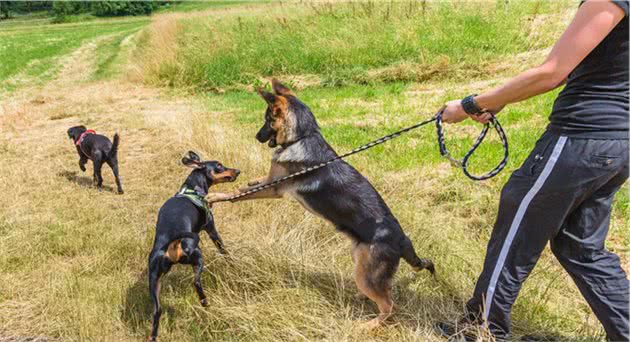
xmin=206 ymin=192 xmax=234 ymax=203
xmin=361 ymin=318 xmax=385 ymax=331
xmin=247 ymin=180 xmax=262 ymax=187
xmin=355 ymin=292 xmax=368 ymax=301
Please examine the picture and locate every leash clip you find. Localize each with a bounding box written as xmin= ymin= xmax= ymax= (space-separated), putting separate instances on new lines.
xmin=444 ymin=154 xmax=463 ymax=168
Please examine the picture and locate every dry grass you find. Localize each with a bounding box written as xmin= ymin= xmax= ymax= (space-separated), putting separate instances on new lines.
xmin=0 ymin=3 xmax=626 ymax=342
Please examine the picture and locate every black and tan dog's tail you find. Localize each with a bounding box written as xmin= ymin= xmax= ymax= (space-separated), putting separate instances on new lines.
xmin=401 ymin=236 xmax=435 ymax=274
xmin=109 ymin=133 xmax=120 ymax=160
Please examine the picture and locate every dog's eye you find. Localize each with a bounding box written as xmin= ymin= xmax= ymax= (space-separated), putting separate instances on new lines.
xmin=216 ymin=164 xmax=224 ymax=172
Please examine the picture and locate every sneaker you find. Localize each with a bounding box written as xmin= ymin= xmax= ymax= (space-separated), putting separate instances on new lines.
xmin=434 ymin=321 xmax=479 ymax=342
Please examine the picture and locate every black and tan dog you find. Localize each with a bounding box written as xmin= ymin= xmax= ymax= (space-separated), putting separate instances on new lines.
xmin=209 ymin=80 xmax=434 ymax=328
xmin=148 ymin=151 xmax=239 ymax=341
xmin=67 ymin=125 xmax=123 ymax=194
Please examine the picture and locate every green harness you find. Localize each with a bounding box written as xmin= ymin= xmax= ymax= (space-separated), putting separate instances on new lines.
xmin=175 ymin=187 xmax=213 ymax=225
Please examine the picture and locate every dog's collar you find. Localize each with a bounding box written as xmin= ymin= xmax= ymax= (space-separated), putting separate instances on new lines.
xmin=175 ymin=186 xmax=212 ymax=220
xmin=76 ymin=130 xmax=96 ymax=146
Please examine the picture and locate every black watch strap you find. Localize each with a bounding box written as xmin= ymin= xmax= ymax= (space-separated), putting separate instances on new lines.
xmin=461 ymin=95 xmax=482 ymax=116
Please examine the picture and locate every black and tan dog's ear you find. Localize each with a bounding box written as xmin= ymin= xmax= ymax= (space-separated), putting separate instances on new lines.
xmin=271 ymin=79 xmax=294 ymax=96
xmin=182 ymin=152 xmax=203 ymax=169
xmin=186 ymin=150 xmax=201 ymax=161
xmin=257 ymin=88 xmax=276 ymax=105
xmin=67 ymin=125 xmax=86 ymax=140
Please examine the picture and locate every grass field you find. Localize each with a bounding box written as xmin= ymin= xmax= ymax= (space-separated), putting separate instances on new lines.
xmin=0 ymin=1 xmax=628 ymax=341
xmin=0 ymin=17 xmax=148 ymax=90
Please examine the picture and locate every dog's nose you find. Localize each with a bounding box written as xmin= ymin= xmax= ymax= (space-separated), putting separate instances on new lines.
xmin=234 ymin=169 xmax=241 ymax=176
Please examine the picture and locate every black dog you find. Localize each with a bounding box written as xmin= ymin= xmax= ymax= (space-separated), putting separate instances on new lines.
xmin=67 ymin=125 xmax=123 ymax=194
xmin=209 ymin=80 xmax=434 ymax=328
xmin=148 ymin=151 xmax=239 ymax=342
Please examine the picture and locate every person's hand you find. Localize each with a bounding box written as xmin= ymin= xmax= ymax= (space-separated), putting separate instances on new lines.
xmin=441 ymin=99 xmax=504 ymax=124
xmin=469 ymin=106 xmax=504 ymax=124
xmin=440 ymin=100 xmax=468 ymax=124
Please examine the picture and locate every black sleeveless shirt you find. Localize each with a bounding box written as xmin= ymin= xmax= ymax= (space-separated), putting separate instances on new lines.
xmin=549 ymin=0 xmax=629 ymax=139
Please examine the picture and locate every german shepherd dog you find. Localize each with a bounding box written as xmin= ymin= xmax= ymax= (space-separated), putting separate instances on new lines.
xmin=209 ymin=80 xmax=434 ymax=328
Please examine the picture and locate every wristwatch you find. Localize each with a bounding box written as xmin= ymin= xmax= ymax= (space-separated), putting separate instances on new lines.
xmin=461 ymin=95 xmax=482 ymax=116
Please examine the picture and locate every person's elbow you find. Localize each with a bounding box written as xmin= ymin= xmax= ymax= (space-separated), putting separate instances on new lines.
xmin=533 ymin=63 xmax=568 ymax=92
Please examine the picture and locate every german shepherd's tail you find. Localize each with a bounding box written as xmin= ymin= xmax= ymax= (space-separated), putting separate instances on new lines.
xmin=401 ymin=236 xmax=435 ymax=274
xmin=109 ymin=133 xmax=120 ymax=160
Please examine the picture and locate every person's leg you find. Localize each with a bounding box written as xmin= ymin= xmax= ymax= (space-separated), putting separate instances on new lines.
xmin=463 ymin=133 xmax=585 ymax=338
xmin=551 ymin=141 xmax=629 ymax=341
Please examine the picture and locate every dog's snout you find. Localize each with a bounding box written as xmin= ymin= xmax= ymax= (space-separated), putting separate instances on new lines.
xmin=234 ymin=169 xmax=241 ymax=176
xmin=255 ymin=131 xmax=265 ymax=142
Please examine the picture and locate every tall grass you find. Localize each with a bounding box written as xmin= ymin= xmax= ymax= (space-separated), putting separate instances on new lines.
xmin=137 ymin=1 xmax=570 ymax=90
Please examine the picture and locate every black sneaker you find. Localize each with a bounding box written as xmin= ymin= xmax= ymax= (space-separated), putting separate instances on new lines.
xmin=434 ymin=321 xmax=479 ymax=342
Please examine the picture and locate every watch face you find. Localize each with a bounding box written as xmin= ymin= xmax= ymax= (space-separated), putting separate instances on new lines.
xmin=463 ymin=95 xmax=480 ymax=115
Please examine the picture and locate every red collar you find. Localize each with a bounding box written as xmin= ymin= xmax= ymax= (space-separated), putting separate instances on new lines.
xmin=76 ymin=130 xmax=96 ymax=146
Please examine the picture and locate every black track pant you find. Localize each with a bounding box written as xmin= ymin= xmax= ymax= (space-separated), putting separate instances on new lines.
xmin=466 ymin=131 xmax=629 ymax=341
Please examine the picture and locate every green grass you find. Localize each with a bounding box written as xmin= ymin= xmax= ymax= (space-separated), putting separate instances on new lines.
xmin=142 ymin=0 xmax=570 ymax=89
xmin=0 ymin=17 xmax=147 ymax=88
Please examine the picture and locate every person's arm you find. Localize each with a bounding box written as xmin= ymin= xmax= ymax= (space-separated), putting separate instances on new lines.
xmin=442 ymin=0 xmax=626 ymax=124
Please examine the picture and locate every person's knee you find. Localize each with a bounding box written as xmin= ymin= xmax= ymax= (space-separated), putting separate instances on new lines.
xmin=550 ymin=239 xmax=566 ymax=259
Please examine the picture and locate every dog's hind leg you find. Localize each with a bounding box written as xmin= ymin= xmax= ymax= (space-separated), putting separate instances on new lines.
xmin=148 ymin=258 xmax=166 ymax=342
xmin=106 ymin=158 xmax=124 ymax=194
xmin=92 ymin=153 xmax=104 ymax=191
xmin=353 ymin=243 xmax=398 ymax=329
xmin=192 ymin=255 xmax=208 ymax=306
xmin=400 ymin=236 xmax=434 ymax=274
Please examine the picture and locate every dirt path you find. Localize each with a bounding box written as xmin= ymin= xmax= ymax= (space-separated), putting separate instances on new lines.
xmin=0 ymin=27 xmax=210 ymax=339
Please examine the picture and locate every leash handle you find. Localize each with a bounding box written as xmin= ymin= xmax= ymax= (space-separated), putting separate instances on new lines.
xmin=435 ymin=110 xmax=509 ymax=181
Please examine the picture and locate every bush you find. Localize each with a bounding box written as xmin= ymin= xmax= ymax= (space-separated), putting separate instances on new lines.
xmin=50 ymin=1 xmax=170 ymax=21
xmin=92 ymin=1 xmax=154 ymax=17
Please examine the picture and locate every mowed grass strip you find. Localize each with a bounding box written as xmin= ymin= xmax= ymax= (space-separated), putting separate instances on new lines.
xmin=0 ymin=18 xmax=147 ymax=87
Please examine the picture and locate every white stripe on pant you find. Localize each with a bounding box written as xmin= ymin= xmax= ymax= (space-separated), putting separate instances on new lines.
xmin=483 ymin=136 xmax=568 ymax=322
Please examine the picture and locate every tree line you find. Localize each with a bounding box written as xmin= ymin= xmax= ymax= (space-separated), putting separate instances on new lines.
xmin=0 ymin=1 xmax=175 ymax=20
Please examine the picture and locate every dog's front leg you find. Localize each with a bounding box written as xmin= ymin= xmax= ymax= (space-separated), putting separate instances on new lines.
xmin=205 ymin=222 xmax=227 ymax=254
xmin=246 ymin=176 xmax=268 ymax=187
xmin=79 ymin=156 xmax=88 ymax=172
xmin=192 ymin=255 xmax=208 ymax=307
xmin=207 ymin=186 xmax=282 ymax=204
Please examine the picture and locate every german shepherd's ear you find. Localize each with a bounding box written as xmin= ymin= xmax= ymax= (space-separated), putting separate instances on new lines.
xmin=271 ymin=79 xmax=294 ymax=96
xmin=257 ymin=88 xmax=276 ymax=105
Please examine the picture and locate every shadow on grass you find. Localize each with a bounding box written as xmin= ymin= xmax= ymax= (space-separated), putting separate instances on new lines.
xmin=58 ymin=170 xmax=115 ymax=193
xmin=121 ymin=267 xmax=186 ymax=339
xmin=119 ymin=253 xmax=570 ymax=339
